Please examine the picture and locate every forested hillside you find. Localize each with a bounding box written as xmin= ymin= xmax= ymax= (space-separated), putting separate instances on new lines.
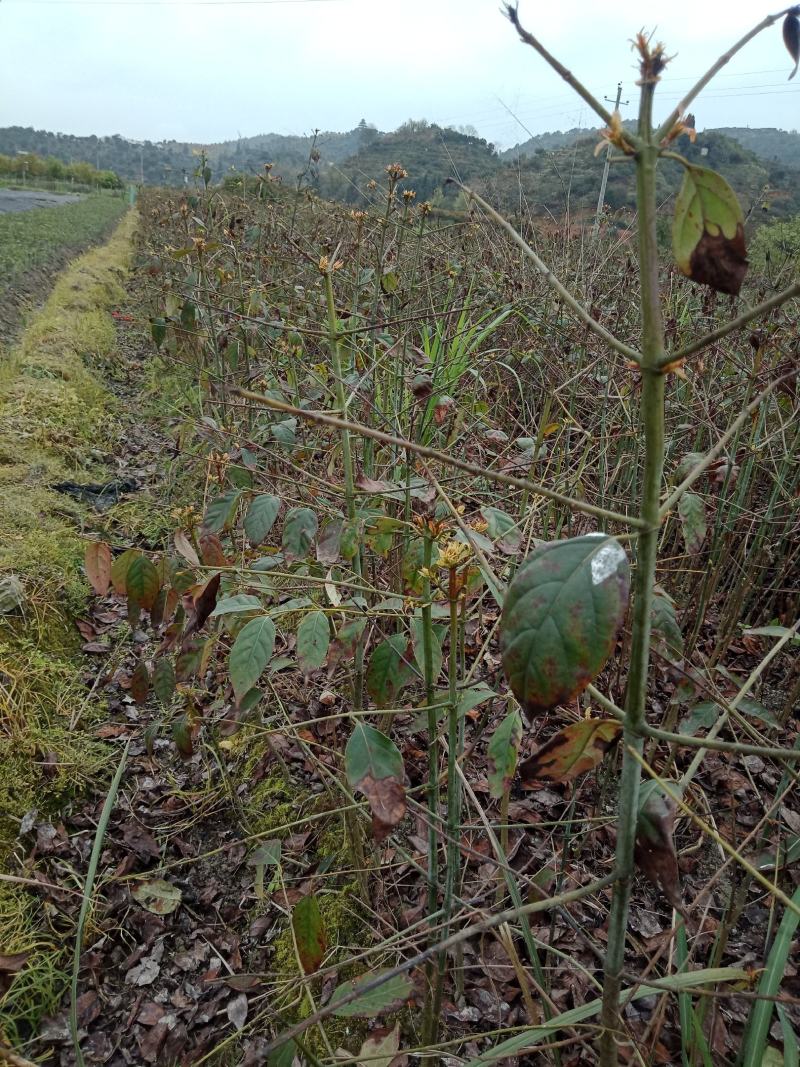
xmin=2 ymin=121 xmax=799 ymax=224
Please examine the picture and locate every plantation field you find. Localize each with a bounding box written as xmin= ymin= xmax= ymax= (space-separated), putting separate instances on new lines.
xmin=2 ymin=13 xmax=799 ymax=1067
xmin=0 ymin=192 xmax=127 ymax=340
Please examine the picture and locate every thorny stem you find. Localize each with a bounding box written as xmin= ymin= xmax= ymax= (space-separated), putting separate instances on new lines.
xmin=421 ymin=529 xmax=442 ymax=1048
xmin=323 ymin=268 xmax=369 ymax=897
xmin=430 ymin=567 xmax=465 ymax=1041
xmin=598 ymin=55 xmax=666 ymax=1067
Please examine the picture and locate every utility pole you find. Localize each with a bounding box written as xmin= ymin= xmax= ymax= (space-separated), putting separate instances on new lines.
xmin=592 ymin=82 xmax=629 ymax=237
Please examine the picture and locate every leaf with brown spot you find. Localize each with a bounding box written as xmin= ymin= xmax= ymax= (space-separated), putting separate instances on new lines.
xmin=131 ymin=879 xmax=182 ymax=915
xmin=85 ymin=541 xmax=112 ymax=595
xmin=635 ymin=781 xmax=684 ymax=912
xmin=672 ymin=164 xmax=748 ymax=295
xmin=487 ymin=709 xmax=523 ymax=798
xmin=345 ymin=722 xmax=406 ymax=841
xmin=357 ymin=1023 xmax=401 ymax=1067
xmin=500 ymin=535 xmax=630 ymax=716
xmin=519 ymin=719 xmax=621 ymax=785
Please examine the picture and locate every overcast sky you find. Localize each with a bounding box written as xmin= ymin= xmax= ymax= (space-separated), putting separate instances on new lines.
xmin=1 ymin=0 xmax=798 ymax=147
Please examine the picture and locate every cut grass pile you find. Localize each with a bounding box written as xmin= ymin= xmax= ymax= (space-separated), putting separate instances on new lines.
xmin=0 ymin=211 xmax=136 ymax=1044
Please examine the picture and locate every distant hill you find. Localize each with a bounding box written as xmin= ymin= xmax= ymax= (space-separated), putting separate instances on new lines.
xmin=0 ymin=124 xmax=380 ymax=186
xmin=1 ymin=121 xmax=797 ymax=225
xmin=476 ymin=129 xmax=800 ymax=224
xmin=319 ymin=120 xmax=498 ymax=204
xmin=715 ymin=127 xmax=800 ymax=169
xmin=501 ymin=126 xmax=602 ymax=159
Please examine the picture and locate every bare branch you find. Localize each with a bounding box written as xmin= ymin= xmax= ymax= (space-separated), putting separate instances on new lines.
xmin=448 ymin=179 xmax=643 ymax=365
xmin=655 ymin=8 xmax=795 ymax=142
xmin=663 ymin=280 xmax=800 ymax=365
xmin=505 ymin=4 xmax=618 ymax=129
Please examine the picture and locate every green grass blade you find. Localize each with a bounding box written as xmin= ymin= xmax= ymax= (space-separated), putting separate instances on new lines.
xmin=742 ymin=886 xmax=800 ymax=1067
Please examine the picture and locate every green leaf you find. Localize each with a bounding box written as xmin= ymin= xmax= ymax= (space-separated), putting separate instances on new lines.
xmin=345 ymin=722 xmax=406 ymax=840
xmin=487 ymin=709 xmax=523 ymax=798
xmin=271 ymin=418 xmax=296 ymax=449
xmin=126 ymin=554 xmax=160 ymax=611
xmin=457 ymin=683 xmax=496 ymax=717
xmin=480 ymin=505 xmax=521 ymax=554
xmin=366 ymin=634 xmax=413 ymax=707
xmin=651 ymin=589 xmax=684 ymax=663
xmin=743 ymin=625 xmax=800 ymax=645
xmin=742 ymin=886 xmax=800 ymax=1067
xmin=500 ymin=535 xmax=630 ymax=715
xmin=229 ymin=616 xmax=276 ymax=700
xmin=291 ymin=894 xmax=326 ymax=974
xmin=679 ymin=701 xmax=719 ymax=736
xmin=296 ymin=610 xmax=330 ymax=674
xmin=267 ymin=1041 xmax=297 ymax=1067
xmin=282 ymin=506 xmax=318 ymax=561
xmin=330 ymin=970 xmax=413 ymax=1018
xmin=672 ymin=164 xmax=748 ymax=295
xmin=110 ymin=548 xmax=142 ymax=595
xmin=172 ymin=714 xmax=194 ymax=758
xmin=678 ymin=492 xmax=706 ymax=555
xmin=380 ymin=269 xmax=399 ymax=294
xmin=152 ymin=657 xmax=176 ymax=707
xmin=244 ymin=495 xmax=281 ymax=546
xmin=150 ymin=317 xmax=167 ymax=348
xmin=203 ymin=490 xmax=242 ymax=534
xmin=131 ymin=879 xmax=182 ymax=915
xmin=209 ymin=594 xmax=262 ymax=618
xmin=409 ymin=615 xmax=443 ymax=683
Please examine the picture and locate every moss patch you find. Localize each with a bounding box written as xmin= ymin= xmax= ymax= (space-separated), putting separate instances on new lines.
xmin=0 ymin=211 xmax=137 ymax=1045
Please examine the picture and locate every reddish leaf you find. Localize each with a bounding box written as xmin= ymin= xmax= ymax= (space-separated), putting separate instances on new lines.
xmin=292 ymin=894 xmax=326 ymax=974
xmin=182 ymin=574 xmax=221 ymax=644
xmin=635 ymin=782 xmax=683 ymax=911
xmin=519 ymin=719 xmax=621 ymax=785
xmin=85 ymin=541 xmax=112 ymax=595
xmin=198 ymin=531 xmax=228 ymax=567
xmin=131 ymin=659 xmax=151 ymax=706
